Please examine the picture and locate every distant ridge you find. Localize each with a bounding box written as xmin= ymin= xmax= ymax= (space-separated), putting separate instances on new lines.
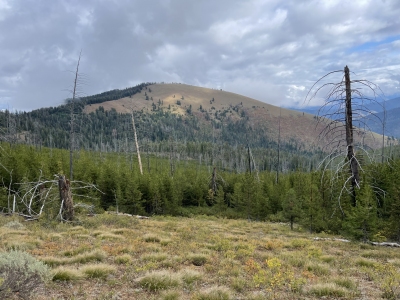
xmin=83 ymin=83 xmax=388 ymax=150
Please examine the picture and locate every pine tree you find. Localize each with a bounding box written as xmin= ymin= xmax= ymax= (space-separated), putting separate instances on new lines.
xmin=282 ymin=188 xmax=302 ymax=230
xmin=121 ymin=177 xmax=144 ymax=215
xmin=344 ymin=183 xmax=378 ymax=242
xmin=214 ymin=185 xmax=227 ymax=213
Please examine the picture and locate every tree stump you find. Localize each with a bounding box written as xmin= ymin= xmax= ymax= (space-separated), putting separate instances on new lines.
xmin=58 ymin=175 xmax=74 ymax=221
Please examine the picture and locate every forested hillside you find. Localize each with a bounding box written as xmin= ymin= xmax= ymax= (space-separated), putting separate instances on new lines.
xmin=0 ymin=83 xmax=389 ymax=174
xmin=1 ymin=82 xmax=400 ymax=242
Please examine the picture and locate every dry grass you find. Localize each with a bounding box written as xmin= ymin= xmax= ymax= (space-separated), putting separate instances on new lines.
xmin=80 ymin=263 xmax=116 ymax=279
xmin=114 ymin=254 xmax=132 ymax=264
xmin=52 ymin=266 xmax=84 ymax=281
xmin=137 ymin=270 xmax=180 ymax=292
xmin=1 ymin=214 xmax=399 ymax=299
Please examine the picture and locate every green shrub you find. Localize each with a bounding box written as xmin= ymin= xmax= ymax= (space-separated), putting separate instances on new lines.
xmin=0 ymin=250 xmax=51 ymax=299
xmin=188 ymin=254 xmax=208 ymax=266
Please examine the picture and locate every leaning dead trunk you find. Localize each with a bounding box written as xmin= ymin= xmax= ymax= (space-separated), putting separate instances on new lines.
xmin=58 ymin=175 xmax=74 ymax=221
xmin=131 ymin=112 xmax=143 ymax=175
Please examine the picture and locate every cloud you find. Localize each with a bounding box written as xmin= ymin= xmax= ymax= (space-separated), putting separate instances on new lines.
xmin=0 ymin=0 xmax=399 ymax=111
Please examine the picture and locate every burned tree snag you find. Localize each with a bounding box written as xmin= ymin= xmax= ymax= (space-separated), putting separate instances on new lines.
xmin=305 ymin=65 xmax=384 ymax=215
xmin=211 ymin=167 xmax=218 ymax=195
xmin=344 ymin=66 xmax=359 ymax=206
xmin=131 ymin=112 xmax=143 ymax=175
xmin=247 ymin=145 xmax=252 ymax=174
xmin=69 ymin=51 xmax=82 ymax=181
xmin=58 ymin=175 xmax=74 ymax=221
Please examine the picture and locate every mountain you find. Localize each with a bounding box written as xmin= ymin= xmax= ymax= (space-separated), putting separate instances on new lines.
xmin=0 ymin=83 xmax=390 ymax=173
xmin=83 ymin=83 xmax=384 ymax=149
xmin=364 ymin=97 xmax=400 ymax=139
xmin=366 ymin=97 xmax=400 ymax=113
xmin=360 ymin=107 xmax=400 ymax=139
xmin=84 ymin=83 xmax=322 ymax=147
xmin=294 ymin=96 xmax=400 ymax=138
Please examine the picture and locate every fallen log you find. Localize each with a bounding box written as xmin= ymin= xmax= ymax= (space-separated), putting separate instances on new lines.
xmin=370 ymin=242 xmax=400 ymax=247
xmin=105 ymin=211 xmax=150 ymax=219
xmin=313 ymin=237 xmax=350 ymax=242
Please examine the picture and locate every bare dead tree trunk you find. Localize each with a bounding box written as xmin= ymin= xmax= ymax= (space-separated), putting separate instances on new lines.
xmin=306 ymin=65 xmax=384 ymax=216
xmin=6 ymin=110 xmax=17 ymax=146
xmin=382 ymin=99 xmax=386 ymax=163
xmin=147 ymin=139 xmax=150 ymax=173
xmin=309 ymin=181 xmax=313 ymax=234
xmin=276 ymin=107 xmax=281 ymax=184
xmin=211 ymin=167 xmax=217 ymax=195
xmin=58 ymin=175 xmax=74 ymax=221
xmin=131 ymin=112 xmax=143 ymax=175
xmin=247 ymin=144 xmax=251 ymax=174
xmin=169 ymin=138 xmax=175 ymax=177
xmin=344 ymin=66 xmax=359 ymax=206
xmin=70 ymin=51 xmax=82 ymax=181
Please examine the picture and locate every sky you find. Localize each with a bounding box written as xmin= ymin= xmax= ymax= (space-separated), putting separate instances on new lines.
xmin=1 ymin=0 xmax=400 ymax=112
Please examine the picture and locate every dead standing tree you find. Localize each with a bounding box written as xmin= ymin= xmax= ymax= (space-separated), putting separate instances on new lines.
xmin=2 ymin=174 xmax=102 ymax=221
xmin=58 ymin=175 xmax=74 ymax=221
xmin=69 ymin=51 xmax=82 ymax=181
xmin=306 ymin=65 xmax=384 ymax=211
xmin=344 ymin=65 xmax=360 ymax=206
xmin=131 ymin=111 xmax=143 ymax=175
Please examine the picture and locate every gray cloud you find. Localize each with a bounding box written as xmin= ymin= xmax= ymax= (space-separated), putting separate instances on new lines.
xmin=0 ymin=0 xmax=399 ymax=111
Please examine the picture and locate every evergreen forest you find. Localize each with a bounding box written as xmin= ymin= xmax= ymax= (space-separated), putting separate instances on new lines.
xmin=1 ymin=141 xmax=400 ymax=243
xmin=1 ymin=82 xmax=400 ymax=243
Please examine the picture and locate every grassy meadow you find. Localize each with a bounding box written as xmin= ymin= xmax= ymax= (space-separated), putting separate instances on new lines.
xmin=1 ymin=214 xmax=400 ymax=299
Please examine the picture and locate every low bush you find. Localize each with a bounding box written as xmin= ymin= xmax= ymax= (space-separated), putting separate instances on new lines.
xmin=188 ymin=254 xmax=208 ymax=266
xmin=0 ymin=250 xmax=51 ymax=299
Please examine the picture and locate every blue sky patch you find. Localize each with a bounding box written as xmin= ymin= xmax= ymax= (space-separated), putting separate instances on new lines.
xmin=349 ymin=35 xmax=400 ymax=53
